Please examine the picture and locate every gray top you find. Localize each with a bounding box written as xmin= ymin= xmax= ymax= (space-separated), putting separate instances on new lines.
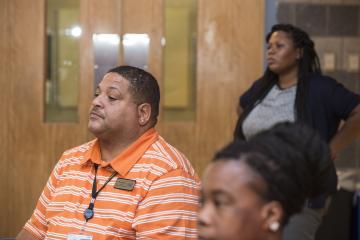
xmin=242 ymin=84 xmax=297 ymax=140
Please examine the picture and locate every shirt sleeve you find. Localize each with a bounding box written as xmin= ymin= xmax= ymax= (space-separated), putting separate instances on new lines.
xmin=23 ymin=160 xmax=62 ymax=239
xmin=133 ymin=169 xmax=200 ymax=239
xmin=328 ymin=78 xmax=360 ymax=120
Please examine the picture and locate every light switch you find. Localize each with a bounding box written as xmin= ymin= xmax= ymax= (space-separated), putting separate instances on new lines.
xmin=323 ymin=52 xmax=336 ymax=71
xmin=348 ymin=53 xmax=359 ymax=72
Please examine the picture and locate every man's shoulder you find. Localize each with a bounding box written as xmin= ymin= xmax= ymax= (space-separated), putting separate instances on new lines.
xmin=62 ymin=139 xmax=96 ymax=156
xmin=50 ymin=140 xmax=96 ymax=174
xmin=140 ymin=135 xmax=197 ymax=177
xmin=57 ymin=140 xmax=96 ymax=167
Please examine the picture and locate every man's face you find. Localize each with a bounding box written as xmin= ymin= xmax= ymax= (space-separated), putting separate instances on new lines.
xmin=88 ymin=72 xmax=139 ymax=139
xmin=198 ymin=160 xmax=268 ymax=240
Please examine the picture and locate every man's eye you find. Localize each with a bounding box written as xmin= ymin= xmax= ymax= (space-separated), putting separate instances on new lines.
xmin=213 ymin=196 xmax=232 ymax=208
xmin=108 ymin=96 xmax=117 ymax=101
xmin=94 ymin=93 xmax=100 ymax=97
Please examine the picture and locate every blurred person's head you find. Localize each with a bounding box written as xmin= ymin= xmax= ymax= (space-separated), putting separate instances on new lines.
xmin=199 ymin=122 xmax=329 ymax=240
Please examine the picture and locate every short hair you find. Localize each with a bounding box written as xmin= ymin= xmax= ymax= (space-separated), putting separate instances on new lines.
xmin=107 ymin=66 xmax=160 ymax=126
xmin=216 ymin=122 xmax=330 ymax=224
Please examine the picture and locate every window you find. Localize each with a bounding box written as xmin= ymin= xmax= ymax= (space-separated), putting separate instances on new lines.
xmin=163 ymin=0 xmax=197 ymax=121
xmin=45 ymin=0 xmax=80 ymax=122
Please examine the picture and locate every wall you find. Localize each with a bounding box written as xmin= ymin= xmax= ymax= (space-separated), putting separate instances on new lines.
xmin=0 ymin=0 xmax=264 ymax=236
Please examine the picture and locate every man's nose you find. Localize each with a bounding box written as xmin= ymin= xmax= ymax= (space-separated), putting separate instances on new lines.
xmin=91 ymin=94 xmax=103 ymax=107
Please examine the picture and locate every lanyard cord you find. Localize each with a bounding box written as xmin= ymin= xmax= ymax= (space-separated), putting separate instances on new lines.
xmin=84 ymin=164 xmax=117 ymax=222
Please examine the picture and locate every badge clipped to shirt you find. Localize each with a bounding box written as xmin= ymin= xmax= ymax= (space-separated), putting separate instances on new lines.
xmin=114 ymin=177 xmax=136 ymax=191
xmin=67 ymin=234 xmax=93 ymax=240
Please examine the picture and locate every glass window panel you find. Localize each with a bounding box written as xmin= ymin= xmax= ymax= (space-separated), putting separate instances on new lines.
xmin=45 ymin=0 xmax=80 ymax=122
xmin=163 ymin=0 xmax=197 ymax=121
xmin=93 ymin=34 xmax=120 ymax=90
xmin=122 ymin=33 xmax=150 ymax=70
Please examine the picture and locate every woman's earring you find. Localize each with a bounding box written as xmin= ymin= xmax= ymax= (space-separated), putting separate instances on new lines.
xmin=269 ymin=221 xmax=280 ymax=232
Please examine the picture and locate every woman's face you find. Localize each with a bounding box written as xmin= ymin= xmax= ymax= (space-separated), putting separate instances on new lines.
xmin=198 ymin=160 xmax=272 ymax=240
xmin=266 ymin=30 xmax=300 ymax=75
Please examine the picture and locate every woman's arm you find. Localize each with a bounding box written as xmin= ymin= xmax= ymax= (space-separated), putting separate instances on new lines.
xmin=329 ymin=103 xmax=360 ymax=160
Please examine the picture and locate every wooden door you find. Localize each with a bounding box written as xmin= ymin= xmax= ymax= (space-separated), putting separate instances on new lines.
xmin=0 ymin=0 xmax=264 ymax=236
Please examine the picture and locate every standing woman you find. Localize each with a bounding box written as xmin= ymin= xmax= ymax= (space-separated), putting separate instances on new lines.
xmin=234 ymin=23 xmax=360 ymax=240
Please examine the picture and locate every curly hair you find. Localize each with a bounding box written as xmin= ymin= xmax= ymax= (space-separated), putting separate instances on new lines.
xmin=217 ymin=122 xmax=330 ymax=224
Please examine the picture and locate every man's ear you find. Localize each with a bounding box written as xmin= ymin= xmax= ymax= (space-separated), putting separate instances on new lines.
xmin=137 ymin=103 xmax=152 ymax=126
xmin=260 ymin=201 xmax=284 ymax=233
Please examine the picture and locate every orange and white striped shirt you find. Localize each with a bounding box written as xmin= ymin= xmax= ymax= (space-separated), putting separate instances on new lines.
xmin=24 ymin=128 xmax=200 ymax=239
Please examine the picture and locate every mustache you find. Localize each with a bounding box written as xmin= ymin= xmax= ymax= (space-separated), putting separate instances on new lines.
xmin=89 ymin=108 xmax=104 ymax=118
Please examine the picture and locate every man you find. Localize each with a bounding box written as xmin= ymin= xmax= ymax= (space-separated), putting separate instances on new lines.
xmin=17 ymin=66 xmax=200 ymax=239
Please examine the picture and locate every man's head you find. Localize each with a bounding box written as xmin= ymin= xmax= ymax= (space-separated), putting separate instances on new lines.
xmin=107 ymin=66 xmax=160 ymax=125
xmin=88 ymin=66 xmax=160 ymax=140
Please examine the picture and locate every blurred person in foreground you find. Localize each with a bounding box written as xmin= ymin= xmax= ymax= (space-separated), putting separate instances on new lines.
xmin=199 ymin=122 xmax=336 ymax=240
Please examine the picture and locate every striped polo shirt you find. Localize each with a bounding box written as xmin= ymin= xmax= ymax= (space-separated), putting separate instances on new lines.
xmin=24 ymin=128 xmax=200 ymax=239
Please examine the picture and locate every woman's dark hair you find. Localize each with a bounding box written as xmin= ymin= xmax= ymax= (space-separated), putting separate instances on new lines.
xmin=234 ymin=24 xmax=322 ymax=139
xmin=217 ymin=122 xmax=329 ymax=224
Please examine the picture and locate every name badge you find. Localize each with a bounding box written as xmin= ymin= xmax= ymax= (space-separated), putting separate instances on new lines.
xmin=67 ymin=234 xmax=93 ymax=240
xmin=114 ymin=178 xmax=136 ymax=191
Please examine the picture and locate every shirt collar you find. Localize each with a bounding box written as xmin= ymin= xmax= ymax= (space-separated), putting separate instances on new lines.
xmin=81 ymin=128 xmax=158 ymax=176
